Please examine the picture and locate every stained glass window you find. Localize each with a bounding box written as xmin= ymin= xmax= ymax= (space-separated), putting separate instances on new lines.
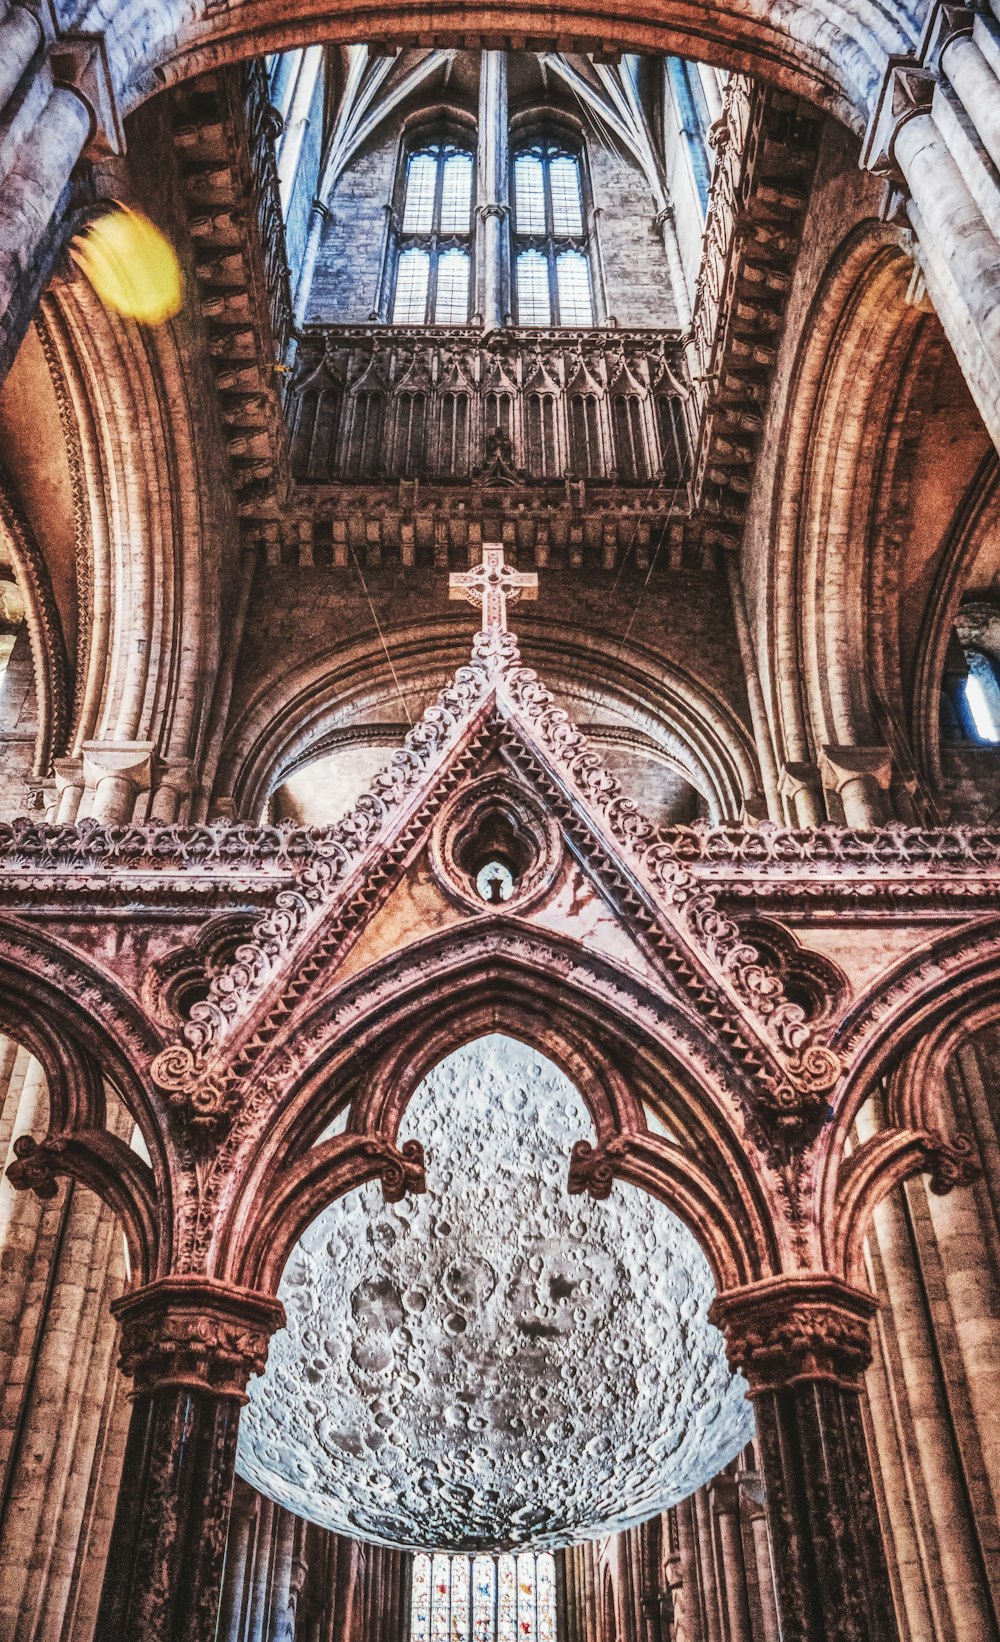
xmin=432 ymin=1554 xmax=452 ymax=1642
xmin=499 ymin=1555 xmax=517 ymax=1642
xmin=537 ymin=1555 xmax=555 ymax=1642
xmin=517 ymin=1553 xmax=535 ymax=1642
xmin=392 ymin=142 xmax=473 ymax=324
xmin=555 ymin=251 xmax=593 ymax=326
xmin=393 ymin=249 xmax=432 ymax=324
xmin=473 ymin=1557 xmax=495 ymax=1642
xmin=412 ymin=1555 xmax=432 ymax=1642
xmin=515 ymin=251 xmax=550 ymax=327
xmin=415 ymin=1554 xmax=554 ymax=1642
xmin=436 ymin=249 xmax=473 ymax=325
xmin=964 ymin=649 xmax=1000 ymax=741
xmin=513 ymin=142 xmax=594 ymax=327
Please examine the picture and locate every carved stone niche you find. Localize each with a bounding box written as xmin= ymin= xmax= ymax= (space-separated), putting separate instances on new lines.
xmin=429 ymin=775 xmax=561 ymax=913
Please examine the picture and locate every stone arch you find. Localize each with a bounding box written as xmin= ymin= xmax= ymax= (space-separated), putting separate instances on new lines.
xmin=215 ymin=619 xmax=761 ymax=825
xmin=30 ymin=281 xmax=220 ymax=818
xmin=817 ymin=918 xmax=1000 ymax=1284
xmin=112 ymin=0 xmax=912 ymax=136
xmin=765 ymin=220 xmax=996 ymax=820
xmin=0 ymin=919 xmax=168 ymax=1281
xmin=223 ymin=926 xmax=778 ymax=1295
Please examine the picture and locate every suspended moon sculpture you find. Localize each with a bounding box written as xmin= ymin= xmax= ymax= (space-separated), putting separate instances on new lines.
xmin=239 ymin=1035 xmax=753 ymax=1550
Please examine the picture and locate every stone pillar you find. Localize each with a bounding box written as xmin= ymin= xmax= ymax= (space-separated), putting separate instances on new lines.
xmin=81 ymin=740 xmax=156 ymax=823
xmin=710 ymin=1479 xmax=752 ymax=1642
xmin=0 ymin=5 xmax=43 ymax=133
xmin=0 ymin=79 xmax=91 ymax=373
xmin=862 ymin=56 xmax=1000 ymax=451
xmin=778 ymin=761 xmax=826 ymax=827
xmin=148 ymin=759 xmax=195 ymax=823
xmin=94 ymin=1278 xmax=284 ymax=1642
xmin=711 ymin=1275 xmax=899 ymax=1642
xmin=738 ymin=1475 xmax=780 ymax=1642
xmin=52 ymin=755 xmax=84 ymax=822
xmin=820 ymin=745 xmax=894 ymax=827
xmin=477 ymin=50 xmax=509 ymax=332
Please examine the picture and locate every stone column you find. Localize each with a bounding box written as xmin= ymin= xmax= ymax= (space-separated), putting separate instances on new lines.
xmin=710 ymin=1275 xmax=899 ymax=1642
xmin=52 ymin=755 xmax=84 ymax=823
xmin=0 ymin=78 xmax=91 ymax=373
xmin=820 ymin=745 xmax=894 ymax=827
xmin=477 ymin=50 xmax=509 ymax=332
xmin=94 ymin=1278 xmax=284 ymax=1642
xmin=0 ymin=5 xmax=43 ymax=134
xmin=862 ymin=56 xmax=1000 ymax=451
xmin=148 ymin=759 xmax=195 ymax=824
xmin=710 ymin=1479 xmax=752 ymax=1642
xmin=738 ymin=1476 xmax=780 ymax=1642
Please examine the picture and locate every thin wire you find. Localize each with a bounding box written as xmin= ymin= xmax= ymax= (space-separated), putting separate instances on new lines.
xmin=348 ymin=542 xmax=414 ymax=726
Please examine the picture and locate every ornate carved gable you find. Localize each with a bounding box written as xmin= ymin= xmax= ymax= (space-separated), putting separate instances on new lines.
xmin=151 ymin=618 xmax=840 ymax=1150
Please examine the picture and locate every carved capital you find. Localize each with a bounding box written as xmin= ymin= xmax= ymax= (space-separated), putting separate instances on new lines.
xmin=151 ymin=1043 xmax=238 ymax=1143
xmin=921 ymin=1 xmax=975 ymax=70
xmin=52 ymin=755 xmax=84 ymax=795
xmin=924 ymin=1129 xmax=981 ymax=1195
xmin=112 ymin=1277 xmax=285 ymax=1400
xmin=49 ymin=33 xmax=125 ymax=157
xmin=861 ymin=60 xmax=936 ymax=178
xmin=777 ymin=760 xmax=820 ymax=800
xmin=709 ymin=1275 xmax=878 ymax=1393
xmin=82 ymin=739 xmax=156 ymax=793
xmin=820 ymin=744 xmax=894 ymax=794
xmin=477 ymin=202 xmax=510 ymax=222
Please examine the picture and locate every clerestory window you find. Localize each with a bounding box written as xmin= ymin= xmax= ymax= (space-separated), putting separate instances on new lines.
xmin=392 ymin=143 xmax=474 ymax=325
xmin=513 ymin=141 xmax=594 ymax=327
xmin=962 ymin=648 xmax=1000 ymax=742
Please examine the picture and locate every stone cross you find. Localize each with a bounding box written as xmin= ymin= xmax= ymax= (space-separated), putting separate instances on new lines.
xmin=449 ymin=543 xmax=538 ymax=631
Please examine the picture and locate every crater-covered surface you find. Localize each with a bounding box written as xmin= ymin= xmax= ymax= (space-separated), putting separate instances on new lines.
xmin=239 ymin=1035 xmax=752 ymax=1550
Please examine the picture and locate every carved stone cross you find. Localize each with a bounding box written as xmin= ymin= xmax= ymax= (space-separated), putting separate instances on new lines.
xmin=449 ymin=543 xmax=538 ymax=631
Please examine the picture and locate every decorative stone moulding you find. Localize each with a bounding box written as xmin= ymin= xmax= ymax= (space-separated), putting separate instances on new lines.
xmin=429 ymin=774 xmax=562 ymax=913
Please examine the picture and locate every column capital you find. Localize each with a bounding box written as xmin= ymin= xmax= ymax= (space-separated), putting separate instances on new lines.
xmin=920 ymin=0 xmax=975 ymax=70
xmin=861 ymin=59 xmax=936 ymax=177
xmin=111 ymin=1277 xmax=286 ymax=1401
xmin=476 ymin=201 xmax=509 ymax=222
xmin=709 ymin=1274 xmax=878 ymax=1392
xmin=49 ymin=32 xmax=125 ymax=157
xmin=82 ymin=738 xmax=156 ymax=792
xmin=819 ymin=743 xmax=894 ymax=793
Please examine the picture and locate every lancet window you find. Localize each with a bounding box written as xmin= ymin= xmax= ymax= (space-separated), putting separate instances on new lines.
xmin=391 ymin=142 xmax=475 ymax=325
xmin=941 ymin=610 xmax=1000 ymax=744
xmin=411 ymin=1554 xmax=556 ymax=1642
xmin=962 ymin=649 xmax=1000 ymax=741
xmin=512 ymin=141 xmax=594 ymax=327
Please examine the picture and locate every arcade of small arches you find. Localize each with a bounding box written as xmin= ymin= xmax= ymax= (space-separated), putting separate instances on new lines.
xmin=2 ymin=1 xmax=1000 ymax=1640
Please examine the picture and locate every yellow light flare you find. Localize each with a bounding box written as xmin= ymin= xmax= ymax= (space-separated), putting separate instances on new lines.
xmin=71 ymin=204 xmax=184 ymax=325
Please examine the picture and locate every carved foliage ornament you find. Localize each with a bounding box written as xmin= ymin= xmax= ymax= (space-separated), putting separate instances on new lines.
xmin=708 ymin=1276 xmax=878 ymax=1393
xmin=112 ymin=1278 xmax=286 ymax=1400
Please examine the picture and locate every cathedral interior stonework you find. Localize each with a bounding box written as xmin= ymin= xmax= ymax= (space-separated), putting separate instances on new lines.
xmin=1 ymin=6 xmax=1000 ymax=1640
